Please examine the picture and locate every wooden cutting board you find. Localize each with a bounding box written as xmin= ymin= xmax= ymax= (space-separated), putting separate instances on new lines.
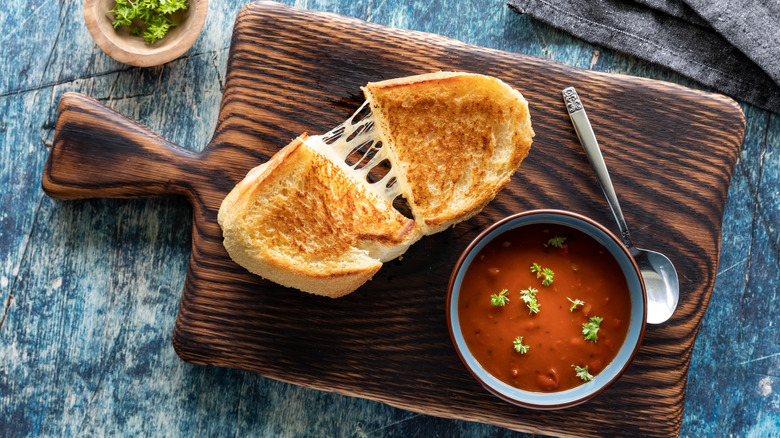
xmin=42 ymin=2 xmax=745 ymax=436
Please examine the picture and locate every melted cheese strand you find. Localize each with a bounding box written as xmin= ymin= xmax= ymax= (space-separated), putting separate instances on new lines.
xmin=304 ymin=101 xmax=403 ymax=204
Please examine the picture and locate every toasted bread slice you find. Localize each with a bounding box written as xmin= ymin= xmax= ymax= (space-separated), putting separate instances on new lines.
xmin=218 ymin=137 xmax=420 ymax=298
xmin=363 ymin=71 xmax=534 ymax=234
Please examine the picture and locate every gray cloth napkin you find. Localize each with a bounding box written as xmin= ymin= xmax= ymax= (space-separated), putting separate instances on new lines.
xmin=507 ymin=0 xmax=780 ymax=113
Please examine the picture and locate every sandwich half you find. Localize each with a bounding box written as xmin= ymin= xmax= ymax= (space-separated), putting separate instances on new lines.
xmin=363 ymin=71 xmax=534 ymax=234
xmin=218 ymin=137 xmax=420 ymax=298
xmin=218 ymin=72 xmax=534 ymax=297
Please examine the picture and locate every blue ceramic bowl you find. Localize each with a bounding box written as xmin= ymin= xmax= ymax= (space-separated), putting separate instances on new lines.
xmin=447 ymin=210 xmax=646 ymax=409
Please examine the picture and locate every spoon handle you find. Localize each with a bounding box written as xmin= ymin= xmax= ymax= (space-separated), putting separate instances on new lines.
xmin=562 ymin=87 xmax=635 ymax=248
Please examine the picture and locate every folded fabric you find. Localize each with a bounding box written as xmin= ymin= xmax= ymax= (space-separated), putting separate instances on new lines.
xmin=507 ymin=0 xmax=780 ymax=113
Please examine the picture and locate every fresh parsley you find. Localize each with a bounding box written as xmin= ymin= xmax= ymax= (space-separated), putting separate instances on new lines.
xmin=572 ymin=365 xmax=594 ymax=382
xmin=546 ymin=236 xmax=567 ymax=248
xmin=108 ymin=0 xmax=189 ymax=44
xmin=541 ymin=268 xmax=554 ymax=286
xmin=567 ymin=297 xmax=584 ymax=312
xmin=520 ymin=287 xmax=540 ymax=314
xmin=513 ymin=336 xmax=530 ymax=354
xmin=530 ymin=263 xmax=554 ymax=286
xmin=582 ymin=316 xmax=603 ymax=342
xmin=490 ymin=289 xmax=509 ymax=307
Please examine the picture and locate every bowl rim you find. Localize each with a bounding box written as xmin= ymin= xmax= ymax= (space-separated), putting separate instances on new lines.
xmin=446 ymin=209 xmax=647 ymax=410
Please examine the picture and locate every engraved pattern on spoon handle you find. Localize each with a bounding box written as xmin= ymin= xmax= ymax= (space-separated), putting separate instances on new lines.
xmin=562 ymin=87 xmax=635 ymax=248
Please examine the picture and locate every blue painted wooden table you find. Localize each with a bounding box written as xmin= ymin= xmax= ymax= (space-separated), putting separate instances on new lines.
xmin=1 ymin=0 xmax=778 ymax=436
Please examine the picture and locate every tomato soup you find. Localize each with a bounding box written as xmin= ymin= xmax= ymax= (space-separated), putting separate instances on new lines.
xmin=458 ymin=223 xmax=632 ymax=392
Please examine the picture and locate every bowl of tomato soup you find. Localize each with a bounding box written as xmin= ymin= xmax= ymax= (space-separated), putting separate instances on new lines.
xmin=447 ymin=210 xmax=646 ymax=409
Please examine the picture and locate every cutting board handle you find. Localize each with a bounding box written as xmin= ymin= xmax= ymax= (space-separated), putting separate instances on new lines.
xmin=42 ymin=92 xmax=199 ymax=200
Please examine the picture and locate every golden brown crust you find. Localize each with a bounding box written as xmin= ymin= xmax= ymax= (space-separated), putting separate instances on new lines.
xmin=363 ymin=71 xmax=534 ymax=234
xmin=218 ymin=138 xmax=420 ymax=298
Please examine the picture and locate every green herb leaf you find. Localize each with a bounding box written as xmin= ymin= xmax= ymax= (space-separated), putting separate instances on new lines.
xmin=144 ymin=17 xmax=171 ymax=43
xmin=108 ymin=0 xmax=186 ymax=44
xmin=520 ymin=287 xmax=540 ymax=314
xmin=541 ymin=268 xmax=554 ymax=286
xmin=572 ymin=365 xmax=594 ymax=382
xmin=530 ymin=263 xmax=554 ymax=286
xmin=135 ymin=3 xmax=155 ymax=23
xmin=490 ymin=289 xmax=509 ymax=307
xmin=513 ymin=336 xmax=530 ymax=354
xmin=582 ymin=316 xmax=603 ymax=342
xmin=567 ymin=297 xmax=584 ymax=312
xmin=109 ymin=1 xmax=134 ymax=28
xmin=158 ymin=0 xmax=187 ymax=14
xmin=546 ymin=236 xmax=567 ymax=248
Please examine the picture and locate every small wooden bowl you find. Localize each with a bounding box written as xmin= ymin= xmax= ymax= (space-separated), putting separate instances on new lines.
xmin=83 ymin=0 xmax=208 ymax=67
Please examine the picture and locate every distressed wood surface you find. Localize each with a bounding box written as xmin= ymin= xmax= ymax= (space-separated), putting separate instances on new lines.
xmin=1 ymin=0 xmax=778 ymax=437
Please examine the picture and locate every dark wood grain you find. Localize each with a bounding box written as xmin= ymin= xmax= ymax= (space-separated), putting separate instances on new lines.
xmin=41 ymin=2 xmax=745 ymax=437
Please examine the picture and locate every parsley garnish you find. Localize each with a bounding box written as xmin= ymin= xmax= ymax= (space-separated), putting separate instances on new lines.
xmin=490 ymin=289 xmax=509 ymax=307
xmin=108 ymin=0 xmax=189 ymax=44
xmin=546 ymin=236 xmax=567 ymax=248
xmin=582 ymin=316 xmax=603 ymax=342
xmin=572 ymin=365 xmax=594 ymax=382
xmin=513 ymin=336 xmax=530 ymax=354
xmin=567 ymin=297 xmax=584 ymax=312
xmin=520 ymin=288 xmax=540 ymax=314
xmin=541 ymin=268 xmax=554 ymax=286
xmin=530 ymin=263 xmax=554 ymax=286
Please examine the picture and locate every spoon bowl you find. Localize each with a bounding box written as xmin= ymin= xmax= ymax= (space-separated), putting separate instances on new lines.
xmin=563 ymin=87 xmax=680 ymax=324
xmin=632 ymin=248 xmax=679 ymax=324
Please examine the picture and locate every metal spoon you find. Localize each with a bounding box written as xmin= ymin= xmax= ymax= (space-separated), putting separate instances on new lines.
xmin=562 ymin=87 xmax=679 ymax=324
